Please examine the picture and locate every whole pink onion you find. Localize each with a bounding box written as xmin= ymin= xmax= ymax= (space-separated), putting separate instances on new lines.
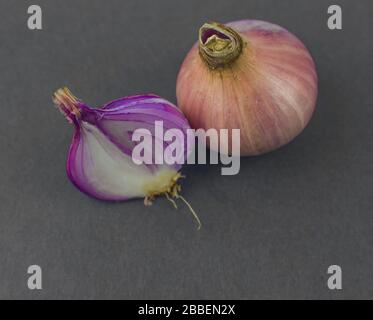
xmin=176 ymin=20 xmax=318 ymax=155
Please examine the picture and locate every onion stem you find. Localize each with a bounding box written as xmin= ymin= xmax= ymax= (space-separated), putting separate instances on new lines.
xmin=198 ymin=22 xmax=243 ymax=69
xmin=53 ymin=87 xmax=81 ymax=122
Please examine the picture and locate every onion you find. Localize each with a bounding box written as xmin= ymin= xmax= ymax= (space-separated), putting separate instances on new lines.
xmin=176 ymin=20 xmax=318 ymax=155
xmin=53 ymin=87 xmax=201 ymax=228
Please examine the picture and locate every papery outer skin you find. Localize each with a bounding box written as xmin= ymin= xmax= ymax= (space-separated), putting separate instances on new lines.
xmin=176 ymin=20 xmax=318 ymax=156
xmin=65 ymin=94 xmax=193 ymax=201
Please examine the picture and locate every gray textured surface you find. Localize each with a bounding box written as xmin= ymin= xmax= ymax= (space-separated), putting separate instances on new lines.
xmin=0 ymin=0 xmax=372 ymax=299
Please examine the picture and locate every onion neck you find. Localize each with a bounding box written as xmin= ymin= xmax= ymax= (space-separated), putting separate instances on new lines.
xmin=53 ymin=87 xmax=81 ymax=123
xmin=198 ymin=22 xmax=243 ymax=69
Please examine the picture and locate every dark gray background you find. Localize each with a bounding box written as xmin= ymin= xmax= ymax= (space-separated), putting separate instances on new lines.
xmin=0 ymin=0 xmax=372 ymax=299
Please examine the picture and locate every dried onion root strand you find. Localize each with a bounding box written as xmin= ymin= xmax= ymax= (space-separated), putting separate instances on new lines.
xmin=177 ymin=194 xmax=202 ymax=231
xmin=144 ymin=173 xmax=201 ymax=230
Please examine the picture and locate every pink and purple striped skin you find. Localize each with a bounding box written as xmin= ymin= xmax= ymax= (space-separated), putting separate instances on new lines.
xmin=61 ymin=93 xmax=192 ymax=201
xmin=177 ymin=20 xmax=318 ymax=155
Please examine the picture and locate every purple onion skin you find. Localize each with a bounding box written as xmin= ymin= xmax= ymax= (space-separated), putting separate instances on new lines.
xmin=54 ymin=89 xmax=192 ymax=201
xmin=177 ymin=19 xmax=318 ymax=156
